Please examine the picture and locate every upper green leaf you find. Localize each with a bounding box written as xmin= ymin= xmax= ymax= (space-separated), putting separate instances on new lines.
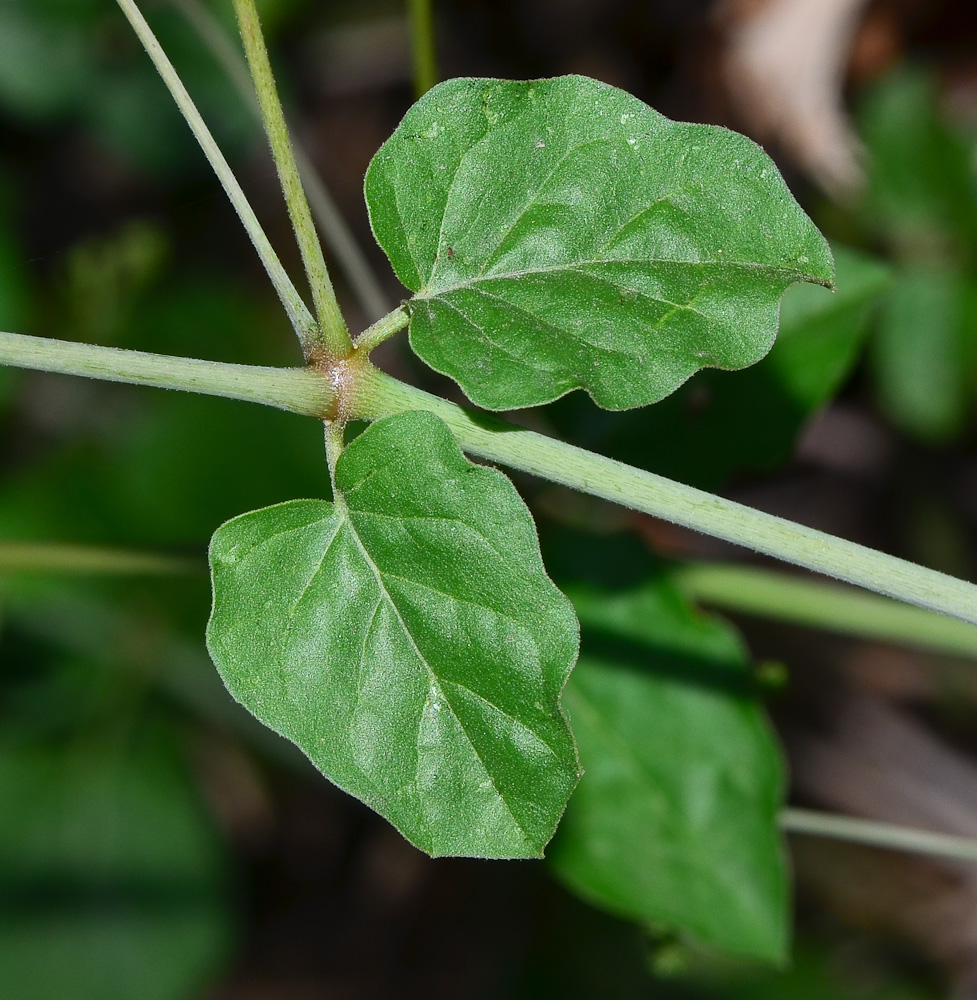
xmin=365 ymin=75 xmax=834 ymax=411
xmin=207 ymin=410 xmax=580 ymax=859
xmin=546 ymin=245 xmax=890 ymax=490
xmin=548 ymin=579 xmax=788 ymax=962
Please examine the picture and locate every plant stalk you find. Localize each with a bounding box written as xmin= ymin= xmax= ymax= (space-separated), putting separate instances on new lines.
xmin=169 ymin=0 xmax=390 ymax=323
xmin=782 ymin=808 xmax=977 ymax=864
xmin=354 ymin=307 xmax=410 ymax=354
xmin=115 ymin=0 xmax=317 ymax=345
xmin=407 ymin=0 xmax=438 ymax=97
xmin=0 ymin=331 xmax=334 ymax=417
xmin=675 ymin=562 xmax=977 ymax=659
xmin=0 ymin=542 xmax=197 ymax=577
xmin=232 ymin=0 xmax=352 ymax=357
xmin=4 ymin=334 xmax=976 ymax=627
xmin=351 ymin=368 xmax=977 ymax=626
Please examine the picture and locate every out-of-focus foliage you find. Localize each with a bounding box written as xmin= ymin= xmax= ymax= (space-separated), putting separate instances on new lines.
xmin=551 ymin=579 xmax=786 ymax=963
xmin=0 ymin=0 xmax=307 ymax=174
xmin=858 ymin=68 xmax=977 ymax=443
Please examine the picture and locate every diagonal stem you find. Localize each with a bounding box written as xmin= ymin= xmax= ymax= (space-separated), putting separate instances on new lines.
xmin=168 ymin=0 xmax=390 ymax=322
xmin=115 ymin=0 xmax=317 ymax=346
xmin=352 ymin=367 xmax=977 ymax=627
xmin=232 ymin=0 xmax=352 ymax=358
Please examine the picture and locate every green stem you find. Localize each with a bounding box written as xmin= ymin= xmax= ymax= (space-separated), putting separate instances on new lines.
xmin=351 ymin=368 xmax=977 ymax=626
xmin=5 ymin=333 xmax=977 ymax=628
xmin=232 ymin=0 xmax=351 ymax=358
xmin=0 ymin=330 xmax=334 ymax=417
xmin=354 ymin=307 xmax=410 ymax=354
xmin=169 ymin=0 xmax=390 ymax=322
xmin=115 ymin=0 xmax=316 ymax=345
xmin=0 ymin=542 xmax=197 ymax=577
xmin=782 ymin=808 xmax=977 ymax=864
xmin=408 ymin=0 xmax=438 ymax=98
xmin=675 ymin=562 xmax=977 ymax=659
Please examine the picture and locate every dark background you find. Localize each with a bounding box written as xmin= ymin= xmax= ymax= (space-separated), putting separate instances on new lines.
xmin=3 ymin=0 xmax=977 ymax=997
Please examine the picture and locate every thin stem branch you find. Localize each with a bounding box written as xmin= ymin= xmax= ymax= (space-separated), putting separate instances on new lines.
xmin=115 ymin=0 xmax=316 ymax=344
xmin=232 ymin=0 xmax=351 ymax=358
xmin=782 ymin=808 xmax=977 ymax=864
xmin=351 ymin=368 xmax=977 ymax=626
xmin=169 ymin=0 xmax=390 ymax=322
xmin=0 ymin=330 xmax=334 ymax=417
xmin=324 ymin=420 xmax=345 ymax=497
xmin=354 ymin=307 xmax=410 ymax=354
xmin=407 ymin=0 xmax=438 ymax=98
xmin=675 ymin=562 xmax=977 ymax=660
xmin=0 ymin=542 xmax=197 ymax=577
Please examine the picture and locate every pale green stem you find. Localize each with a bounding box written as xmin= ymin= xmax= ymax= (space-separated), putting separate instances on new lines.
xmin=351 ymin=368 xmax=977 ymax=626
xmin=408 ymin=0 xmax=438 ymax=97
xmin=354 ymin=307 xmax=410 ymax=354
xmin=782 ymin=808 xmax=977 ymax=864
xmin=0 ymin=330 xmax=334 ymax=417
xmin=324 ymin=420 xmax=345 ymax=496
xmin=169 ymin=0 xmax=390 ymax=322
xmin=232 ymin=0 xmax=351 ymax=358
xmin=0 ymin=542 xmax=196 ymax=577
xmin=4 ymin=333 xmax=977 ymax=627
xmin=675 ymin=562 xmax=977 ymax=660
xmin=115 ymin=0 xmax=316 ymax=345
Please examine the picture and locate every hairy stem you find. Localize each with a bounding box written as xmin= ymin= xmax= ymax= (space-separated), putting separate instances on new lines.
xmin=354 ymin=307 xmax=410 ymax=354
xmin=407 ymin=0 xmax=438 ymax=97
xmin=352 ymin=368 xmax=977 ymax=626
xmin=115 ymin=0 xmax=316 ymax=344
xmin=782 ymin=808 xmax=977 ymax=864
xmin=233 ymin=0 xmax=351 ymax=357
xmin=675 ymin=562 xmax=977 ymax=659
xmin=0 ymin=331 xmax=334 ymax=417
xmin=169 ymin=0 xmax=390 ymax=322
xmin=4 ymin=334 xmax=976 ymax=627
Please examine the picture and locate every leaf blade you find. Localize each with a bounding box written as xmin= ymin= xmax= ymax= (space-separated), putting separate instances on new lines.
xmin=548 ymin=579 xmax=788 ymax=962
xmin=366 ymin=75 xmax=834 ymax=411
xmin=207 ymin=410 xmax=580 ymax=858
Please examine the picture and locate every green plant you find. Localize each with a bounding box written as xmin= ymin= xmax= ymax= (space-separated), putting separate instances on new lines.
xmin=3 ymin=0 xmax=977 ymax=973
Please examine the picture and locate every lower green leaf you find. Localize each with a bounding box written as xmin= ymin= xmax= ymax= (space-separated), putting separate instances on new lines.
xmin=207 ymin=410 xmax=580 ymax=859
xmin=548 ymin=579 xmax=788 ymax=963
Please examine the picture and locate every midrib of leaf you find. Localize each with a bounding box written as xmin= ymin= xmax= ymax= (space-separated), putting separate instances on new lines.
xmin=340 ymin=509 xmax=536 ymax=850
xmin=468 ymin=283 xmax=700 ymax=354
xmin=565 ymin=673 xmax=778 ymax=939
xmin=420 ymin=259 xmax=823 ymax=310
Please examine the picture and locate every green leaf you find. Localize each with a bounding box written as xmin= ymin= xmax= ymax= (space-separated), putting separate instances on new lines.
xmin=858 ymin=66 xmax=977 ymax=252
xmin=548 ymin=579 xmax=788 ymax=963
xmin=872 ymin=263 xmax=975 ymax=443
xmin=207 ymin=410 xmax=580 ymax=859
xmin=546 ymin=244 xmax=889 ymax=489
xmin=365 ymin=75 xmax=833 ymax=411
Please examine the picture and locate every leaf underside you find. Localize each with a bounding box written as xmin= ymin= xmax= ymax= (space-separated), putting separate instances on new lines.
xmin=207 ymin=411 xmax=580 ymax=859
xmin=548 ymin=581 xmax=788 ymax=963
xmin=366 ymin=75 xmax=834 ymax=411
